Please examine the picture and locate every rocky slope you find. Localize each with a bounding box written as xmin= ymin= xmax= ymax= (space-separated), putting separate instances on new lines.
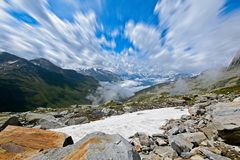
xmin=125 ymin=52 xmax=240 ymax=109
xmin=129 ymin=97 xmax=240 ymax=160
xmin=0 ymin=95 xmax=239 ymax=159
xmin=0 ymin=52 xmax=99 ymax=112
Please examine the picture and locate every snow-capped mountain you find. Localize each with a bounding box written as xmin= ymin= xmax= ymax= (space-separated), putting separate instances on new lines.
xmin=78 ymin=68 xmax=122 ymax=82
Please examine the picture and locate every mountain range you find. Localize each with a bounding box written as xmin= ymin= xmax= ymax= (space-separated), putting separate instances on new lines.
xmin=78 ymin=68 xmax=122 ymax=82
xmin=0 ymin=52 xmax=99 ymax=112
xmin=127 ymin=52 xmax=240 ymax=106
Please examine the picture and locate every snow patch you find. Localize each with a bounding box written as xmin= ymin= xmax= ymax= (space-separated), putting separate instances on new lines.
xmin=53 ymin=108 xmax=188 ymax=142
xmin=7 ymin=60 xmax=18 ymax=64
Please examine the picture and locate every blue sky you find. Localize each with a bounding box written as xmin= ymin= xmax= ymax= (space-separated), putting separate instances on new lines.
xmin=1 ymin=0 xmax=240 ymax=75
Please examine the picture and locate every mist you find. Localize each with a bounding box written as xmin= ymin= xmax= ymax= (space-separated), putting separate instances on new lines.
xmin=170 ymin=68 xmax=225 ymax=96
xmin=87 ymin=80 xmax=149 ymax=104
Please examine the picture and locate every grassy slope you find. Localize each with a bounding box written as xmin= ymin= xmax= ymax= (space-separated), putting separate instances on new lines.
xmin=126 ymin=67 xmax=240 ymax=107
xmin=0 ymin=54 xmax=99 ymax=112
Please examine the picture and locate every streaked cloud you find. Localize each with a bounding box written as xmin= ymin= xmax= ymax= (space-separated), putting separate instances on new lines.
xmin=0 ymin=0 xmax=240 ymax=76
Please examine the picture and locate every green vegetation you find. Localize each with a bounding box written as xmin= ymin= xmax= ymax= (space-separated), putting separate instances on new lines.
xmin=212 ymin=86 xmax=240 ymax=95
xmin=0 ymin=52 xmax=99 ymax=112
xmin=99 ymin=100 xmax=124 ymax=111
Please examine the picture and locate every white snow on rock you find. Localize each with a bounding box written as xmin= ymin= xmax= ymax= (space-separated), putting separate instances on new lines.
xmin=53 ymin=108 xmax=188 ymax=142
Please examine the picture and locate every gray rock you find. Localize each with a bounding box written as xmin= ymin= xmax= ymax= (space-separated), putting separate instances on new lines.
xmin=65 ymin=117 xmax=89 ymax=126
xmin=211 ymin=102 xmax=240 ymax=145
xmin=137 ymin=133 xmax=153 ymax=147
xmin=102 ymin=108 xmax=116 ymax=116
xmin=233 ymin=97 xmax=240 ymax=103
xmin=24 ymin=113 xmax=55 ymax=123
xmin=38 ymin=119 xmax=65 ymax=129
xmin=0 ymin=116 xmax=21 ymax=131
xmin=130 ymin=137 xmax=142 ymax=152
xmin=169 ymin=132 xmax=206 ymax=155
xmin=170 ymin=99 xmax=186 ymax=106
xmin=133 ymin=133 xmax=153 ymax=147
xmin=188 ymin=102 xmax=210 ymax=116
xmin=154 ymin=146 xmax=178 ymax=159
xmin=199 ymin=148 xmax=231 ymax=160
xmin=142 ymin=146 xmax=151 ymax=152
xmin=152 ymin=133 xmax=168 ymax=139
xmin=181 ymin=115 xmax=191 ymax=121
xmin=32 ymin=132 xmax=141 ymax=160
xmin=123 ymin=107 xmax=137 ymax=113
xmin=200 ymin=126 xmax=218 ymax=140
xmin=167 ymin=126 xmax=180 ymax=135
xmin=169 ymin=135 xmax=194 ymax=155
xmin=167 ymin=125 xmax=186 ymax=135
xmin=180 ymin=152 xmax=192 ymax=159
xmin=156 ymin=138 xmax=167 ymax=146
xmin=195 ymin=96 xmax=208 ymax=103
xmin=179 ymin=132 xmax=207 ymax=145
xmin=190 ymin=155 xmax=205 ymax=160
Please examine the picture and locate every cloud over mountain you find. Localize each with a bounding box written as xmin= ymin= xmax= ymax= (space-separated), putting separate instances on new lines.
xmin=0 ymin=0 xmax=240 ymax=76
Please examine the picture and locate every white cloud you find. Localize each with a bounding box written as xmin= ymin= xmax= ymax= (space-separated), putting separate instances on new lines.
xmin=111 ymin=28 xmax=119 ymax=37
xmin=0 ymin=0 xmax=112 ymax=69
xmin=125 ymin=21 xmax=162 ymax=55
xmin=153 ymin=0 xmax=240 ymax=72
xmin=87 ymin=80 xmax=148 ymax=104
xmin=0 ymin=0 xmax=240 ymax=76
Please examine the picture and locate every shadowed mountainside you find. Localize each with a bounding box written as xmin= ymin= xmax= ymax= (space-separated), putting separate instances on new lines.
xmin=0 ymin=52 xmax=99 ymax=112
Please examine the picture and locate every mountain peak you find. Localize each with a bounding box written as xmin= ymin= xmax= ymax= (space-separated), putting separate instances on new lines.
xmin=30 ymin=58 xmax=62 ymax=73
xmin=0 ymin=52 xmax=23 ymax=63
xmin=78 ymin=68 xmax=122 ymax=82
xmin=228 ymin=51 xmax=240 ymax=69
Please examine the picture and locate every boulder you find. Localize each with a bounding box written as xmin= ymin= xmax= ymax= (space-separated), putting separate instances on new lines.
xmin=199 ymin=148 xmax=231 ymax=160
xmin=233 ymin=97 xmax=240 ymax=103
xmin=131 ymin=138 xmax=142 ymax=152
xmin=190 ymin=155 xmax=205 ymax=160
xmin=200 ymin=126 xmax=217 ymax=140
xmin=65 ymin=117 xmax=89 ymax=126
xmin=0 ymin=116 xmax=21 ymax=131
xmin=38 ymin=118 xmax=66 ymax=129
xmin=211 ymin=102 xmax=240 ymax=145
xmin=169 ymin=132 xmax=206 ymax=155
xmin=152 ymin=133 xmax=168 ymax=139
xmin=169 ymin=135 xmax=194 ymax=155
xmin=0 ymin=126 xmax=73 ymax=160
xmin=147 ymin=152 xmax=161 ymax=160
xmin=32 ymin=132 xmax=141 ymax=160
xmin=101 ymin=108 xmax=116 ymax=116
xmin=156 ymin=138 xmax=167 ymax=146
xmin=180 ymin=132 xmax=207 ymax=145
xmin=135 ymin=133 xmax=153 ymax=147
xmin=188 ymin=102 xmax=210 ymax=116
xmin=24 ymin=112 xmax=56 ymax=123
xmin=167 ymin=125 xmax=186 ymax=135
xmin=153 ymin=146 xmax=178 ymax=159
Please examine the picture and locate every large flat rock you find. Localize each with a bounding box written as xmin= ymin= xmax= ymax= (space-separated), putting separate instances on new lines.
xmin=0 ymin=126 xmax=73 ymax=159
xmin=32 ymin=132 xmax=140 ymax=160
xmin=210 ymin=102 xmax=240 ymax=145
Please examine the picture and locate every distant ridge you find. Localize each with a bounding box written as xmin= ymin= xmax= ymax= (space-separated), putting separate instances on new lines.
xmin=78 ymin=68 xmax=122 ymax=82
xmin=0 ymin=52 xmax=99 ymax=112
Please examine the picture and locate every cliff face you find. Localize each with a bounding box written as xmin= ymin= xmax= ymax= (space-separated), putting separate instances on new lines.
xmin=228 ymin=51 xmax=240 ymax=70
